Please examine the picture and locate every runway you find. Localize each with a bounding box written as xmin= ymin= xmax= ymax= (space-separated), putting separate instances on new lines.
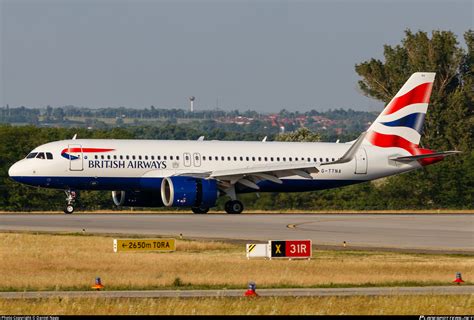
xmin=1 ymin=286 xmax=473 ymax=299
xmin=1 ymin=214 xmax=472 ymax=253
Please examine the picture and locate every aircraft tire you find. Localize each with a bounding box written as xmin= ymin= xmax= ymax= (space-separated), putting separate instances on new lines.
xmin=225 ymin=200 xmax=243 ymax=214
xmin=64 ymin=205 xmax=75 ymax=214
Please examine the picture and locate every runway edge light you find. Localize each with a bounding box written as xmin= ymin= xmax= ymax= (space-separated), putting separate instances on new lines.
xmin=453 ymin=272 xmax=464 ymax=284
xmin=91 ymin=277 xmax=104 ymax=290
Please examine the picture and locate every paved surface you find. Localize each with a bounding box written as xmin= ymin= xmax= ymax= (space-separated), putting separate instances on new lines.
xmin=0 ymin=214 xmax=473 ymax=252
xmin=1 ymin=286 xmax=472 ymax=299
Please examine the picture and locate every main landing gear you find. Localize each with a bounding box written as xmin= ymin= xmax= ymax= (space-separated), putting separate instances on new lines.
xmin=64 ymin=190 xmax=78 ymax=214
xmin=224 ymin=200 xmax=244 ymax=214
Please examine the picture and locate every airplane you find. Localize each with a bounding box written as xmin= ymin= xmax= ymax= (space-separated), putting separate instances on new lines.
xmin=8 ymin=72 xmax=460 ymax=214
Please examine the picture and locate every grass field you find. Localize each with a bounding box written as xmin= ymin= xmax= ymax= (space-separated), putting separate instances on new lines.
xmin=1 ymin=295 xmax=472 ymax=315
xmin=0 ymin=232 xmax=472 ymax=291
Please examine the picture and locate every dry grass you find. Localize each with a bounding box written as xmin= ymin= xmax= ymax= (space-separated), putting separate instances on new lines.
xmin=1 ymin=295 xmax=473 ymax=315
xmin=0 ymin=232 xmax=473 ymax=291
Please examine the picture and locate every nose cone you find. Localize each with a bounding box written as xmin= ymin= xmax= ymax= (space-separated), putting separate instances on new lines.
xmin=8 ymin=161 xmax=23 ymax=181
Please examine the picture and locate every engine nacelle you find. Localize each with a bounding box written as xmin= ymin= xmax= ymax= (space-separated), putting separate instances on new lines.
xmin=112 ymin=190 xmax=164 ymax=207
xmin=161 ymin=177 xmax=218 ymax=208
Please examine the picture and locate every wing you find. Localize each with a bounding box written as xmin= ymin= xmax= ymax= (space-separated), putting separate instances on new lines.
xmin=173 ymin=162 xmax=319 ymax=190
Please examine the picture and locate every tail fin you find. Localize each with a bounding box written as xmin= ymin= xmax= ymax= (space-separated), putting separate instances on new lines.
xmin=364 ymin=72 xmax=435 ymax=154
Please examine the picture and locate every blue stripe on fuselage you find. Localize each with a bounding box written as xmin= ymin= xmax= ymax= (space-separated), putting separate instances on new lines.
xmin=10 ymin=176 xmax=366 ymax=193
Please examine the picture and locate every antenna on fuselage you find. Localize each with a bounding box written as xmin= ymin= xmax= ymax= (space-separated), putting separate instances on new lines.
xmin=72 ymin=134 xmax=77 ymax=140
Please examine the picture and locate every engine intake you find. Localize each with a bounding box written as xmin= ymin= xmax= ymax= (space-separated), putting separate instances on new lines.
xmin=161 ymin=176 xmax=218 ymax=208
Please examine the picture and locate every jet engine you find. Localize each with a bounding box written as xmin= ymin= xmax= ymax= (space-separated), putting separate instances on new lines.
xmin=160 ymin=176 xmax=218 ymax=208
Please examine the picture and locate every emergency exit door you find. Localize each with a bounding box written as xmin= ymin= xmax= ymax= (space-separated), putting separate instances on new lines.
xmin=355 ymin=147 xmax=368 ymax=174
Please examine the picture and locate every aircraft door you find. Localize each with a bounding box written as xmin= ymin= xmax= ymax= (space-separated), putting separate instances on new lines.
xmin=355 ymin=147 xmax=368 ymax=174
xmin=68 ymin=144 xmax=84 ymax=171
xmin=193 ymin=153 xmax=201 ymax=167
xmin=183 ymin=153 xmax=191 ymax=167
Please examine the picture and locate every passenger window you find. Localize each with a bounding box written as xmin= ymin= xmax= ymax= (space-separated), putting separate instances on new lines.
xmin=36 ymin=152 xmax=45 ymax=159
xmin=107 ymin=155 xmax=111 ymax=160
xmin=94 ymin=155 xmax=98 ymax=160
xmin=114 ymin=155 xmax=117 ymax=160
xmin=258 ymin=157 xmax=261 ymax=161
xmin=264 ymin=157 xmax=268 ymax=161
xmin=289 ymin=157 xmax=292 ymax=161
xmin=151 ymin=156 xmax=154 ymax=160
xmin=132 ymin=156 xmax=136 ymax=160
xmin=101 ymin=155 xmax=105 ymax=160
xmin=176 ymin=156 xmax=180 ymax=160
xmin=270 ymin=157 xmax=274 ymax=161
xmin=233 ymin=156 xmax=237 ymax=161
xmin=295 ymin=157 xmax=299 ymax=161
xmin=120 ymin=155 xmax=123 ymax=160
xmin=46 ymin=153 xmax=53 ymax=160
xmin=320 ymin=158 xmax=323 ymax=162
xmin=283 ymin=157 xmax=286 ymax=161
xmin=239 ymin=156 xmax=243 ymax=161
xmin=164 ymin=156 xmax=167 ymax=160
xmin=246 ymin=157 xmax=249 ymax=161
xmin=332 ymin=158 xmax=335 ymax=162
xmin=144 ymin=156 xmax=148 ymax=160
xmin=170 ymin=156 xmax=174 ymax=160
xmin=26 ymin=153 xmax=38 ymax=159
xmin=138 ymin=155 xmax=142 ymax=160
xmin=227 ymin=156 xmax=231 ymax=161
xmin=276 ymin=157 xmax=280 ymax=161
xmin=158 ymin=156 xmax=161 ymax=160
xmin=126 ymin=155 xmax=130 ymax=160
xmin=214 ymin=156 xmax=218 ymax=160
xmin=326 ymin=158 xmax=329 ymax=162
xmin=203 ymin=156 xmax=206 ymax=160
xmin=221 ymin=156 xmax=225 ymax=161
xmin=252 ymin=157 xmax=255 ymax=161
xmin=313 ymin=158 xmax=317 ymax=162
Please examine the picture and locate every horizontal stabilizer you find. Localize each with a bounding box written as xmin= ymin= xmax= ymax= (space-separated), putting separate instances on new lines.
xmin=390 ymin=151 xmax=461 ymax=162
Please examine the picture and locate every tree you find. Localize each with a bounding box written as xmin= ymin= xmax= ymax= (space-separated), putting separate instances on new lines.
xmin=355 ymin=29 xmax=473 ymax=151
xmin=276 ymin=127 xmax=321 ymax=142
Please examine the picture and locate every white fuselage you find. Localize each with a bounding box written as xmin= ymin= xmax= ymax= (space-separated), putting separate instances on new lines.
xmin=8 ymin=138 xmax=419 ymax=193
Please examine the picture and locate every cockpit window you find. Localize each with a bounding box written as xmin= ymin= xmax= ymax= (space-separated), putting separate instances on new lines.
xmin=46 ymin=152 xmax=53 ymax=160
xmin=26 ymin=152 xmax=38 ymax=159
xmin=36 ymin=152 xmax=45 ymax=159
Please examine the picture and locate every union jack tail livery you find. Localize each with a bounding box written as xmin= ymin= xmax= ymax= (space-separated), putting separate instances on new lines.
xmin=364 ymin=72 xmax=434 ymax=154
xmin=363 ymin=72 xmax=460 ymax=165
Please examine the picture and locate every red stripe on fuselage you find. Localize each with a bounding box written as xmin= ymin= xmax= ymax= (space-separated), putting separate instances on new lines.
xmin=383 ymin=82 xmax=433 ymax=116
xmin=61 ymin=148 xmax=115 ymax=154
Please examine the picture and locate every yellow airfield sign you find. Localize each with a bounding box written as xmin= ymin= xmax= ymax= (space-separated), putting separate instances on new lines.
xmin=113 ymin=239 xmax=176 ymax=252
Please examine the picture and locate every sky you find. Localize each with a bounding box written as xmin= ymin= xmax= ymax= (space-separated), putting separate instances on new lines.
xmin=0 ymin=0 xmax=472 ymax=112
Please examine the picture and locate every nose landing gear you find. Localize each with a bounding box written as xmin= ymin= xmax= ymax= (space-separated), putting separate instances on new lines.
xmin=64 ymin=190 xmax=78 ymax=214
